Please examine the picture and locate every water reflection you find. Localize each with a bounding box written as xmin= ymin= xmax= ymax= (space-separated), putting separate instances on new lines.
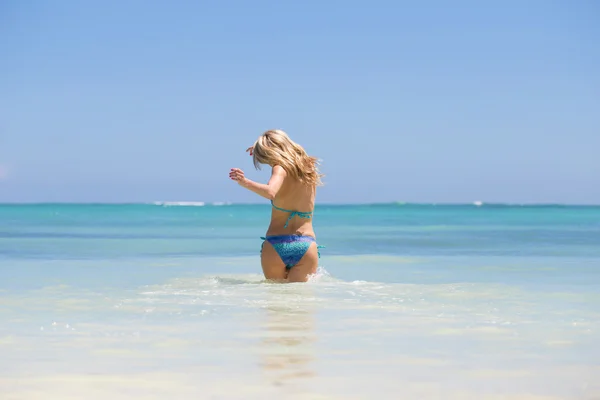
xmin=258 ymin=285 xmax=317 ymax=386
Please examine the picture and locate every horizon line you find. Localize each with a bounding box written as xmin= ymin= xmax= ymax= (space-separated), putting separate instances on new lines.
xmin=0 ymin=201 xmax=599 ymax=207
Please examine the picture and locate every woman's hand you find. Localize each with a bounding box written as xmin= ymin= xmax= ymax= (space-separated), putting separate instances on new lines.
xmin=229 ymin=168 xmax=248 ymax=186
xmin=230 ymin=166 xmax=285 ymax=200
xmin=246 ymin=146 xmax=253 ymax=156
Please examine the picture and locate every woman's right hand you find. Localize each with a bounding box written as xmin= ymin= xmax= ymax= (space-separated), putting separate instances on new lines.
xmin=246 ymin=146 xmax=253 ymax=156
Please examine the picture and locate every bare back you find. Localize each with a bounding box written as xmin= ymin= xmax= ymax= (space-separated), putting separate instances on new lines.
xmin=266 ymin=172 xmax=316 ymax=237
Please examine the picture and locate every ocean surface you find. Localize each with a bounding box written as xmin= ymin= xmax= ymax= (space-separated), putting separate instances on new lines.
xmin=0 ymin=203 xmax=599 ymax=400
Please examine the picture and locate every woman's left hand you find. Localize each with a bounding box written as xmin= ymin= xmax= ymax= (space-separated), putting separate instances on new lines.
xmin=229 ymin=168 xmax=247 ymax=186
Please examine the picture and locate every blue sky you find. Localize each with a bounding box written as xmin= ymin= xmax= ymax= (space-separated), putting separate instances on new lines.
xmin=1 ymin=0 xmax=599 ymax=204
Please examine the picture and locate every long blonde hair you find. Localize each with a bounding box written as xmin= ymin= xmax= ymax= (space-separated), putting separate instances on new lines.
xmin=252 ymin=129 xmax=323 ymax=187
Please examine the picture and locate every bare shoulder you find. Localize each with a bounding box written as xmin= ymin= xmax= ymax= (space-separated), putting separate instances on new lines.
xmin=271 ymin=165 xmax=287 ymax=177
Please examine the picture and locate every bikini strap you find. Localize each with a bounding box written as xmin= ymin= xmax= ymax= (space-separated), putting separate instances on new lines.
xmin=271 ymin=200 xmax=313 ymax=228
xmin=317 ymin=244 xmax=324 ymax=259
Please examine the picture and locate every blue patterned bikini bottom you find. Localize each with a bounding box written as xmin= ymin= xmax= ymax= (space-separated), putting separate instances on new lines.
xmin=260 ymin=235 xmax=323 ymax=269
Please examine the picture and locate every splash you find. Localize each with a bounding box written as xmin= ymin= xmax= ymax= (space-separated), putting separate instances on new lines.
xmin=306 ymin=266 xmax=335 ymax=283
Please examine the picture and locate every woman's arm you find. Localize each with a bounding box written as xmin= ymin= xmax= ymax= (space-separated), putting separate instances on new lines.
xmin=229 ymin=165 xmax=286 ymax=200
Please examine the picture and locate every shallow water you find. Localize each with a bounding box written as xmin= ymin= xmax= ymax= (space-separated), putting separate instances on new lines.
xmin=1 ymin=204 xmax=599 ymax=399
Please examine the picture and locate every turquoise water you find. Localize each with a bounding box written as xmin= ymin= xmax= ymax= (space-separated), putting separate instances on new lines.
xmin=1 ymin=203 xmax=599 ymax=399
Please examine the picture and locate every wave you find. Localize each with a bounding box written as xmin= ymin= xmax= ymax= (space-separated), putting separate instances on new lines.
xmin=153 ymin=201 xmax=205 ymax=207
xmin=138 ymin=267 xmax=337 ymax=295
xmin=152 ymin=201 xmax=234 ymax=207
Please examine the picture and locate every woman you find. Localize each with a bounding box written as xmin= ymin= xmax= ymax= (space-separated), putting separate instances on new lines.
xmin=229 ymin=129 xmax=323 ymax=282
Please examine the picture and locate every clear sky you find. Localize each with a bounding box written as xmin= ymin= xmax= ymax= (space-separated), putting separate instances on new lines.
xmin=1 ymin=0 xmax=599 ymax=204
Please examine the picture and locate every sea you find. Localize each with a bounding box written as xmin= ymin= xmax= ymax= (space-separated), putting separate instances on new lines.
xmin=0 ymin=202 xmax=599 ymax=400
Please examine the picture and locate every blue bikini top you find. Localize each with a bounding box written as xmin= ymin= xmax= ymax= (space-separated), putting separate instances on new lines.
xmin=271 ymin=200 xmax=313 ymax=228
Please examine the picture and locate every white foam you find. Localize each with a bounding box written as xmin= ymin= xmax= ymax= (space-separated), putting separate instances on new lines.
xmin=153 ymin=201 xmax=205 ymax=207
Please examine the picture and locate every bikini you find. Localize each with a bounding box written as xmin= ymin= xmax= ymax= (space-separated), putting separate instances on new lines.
xmin=260 ymin=201 xmax=323 ymax=269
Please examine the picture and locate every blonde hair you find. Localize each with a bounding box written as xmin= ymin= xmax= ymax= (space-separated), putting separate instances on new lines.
xmin=252 ymin=129 xmax=323 ymax=187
